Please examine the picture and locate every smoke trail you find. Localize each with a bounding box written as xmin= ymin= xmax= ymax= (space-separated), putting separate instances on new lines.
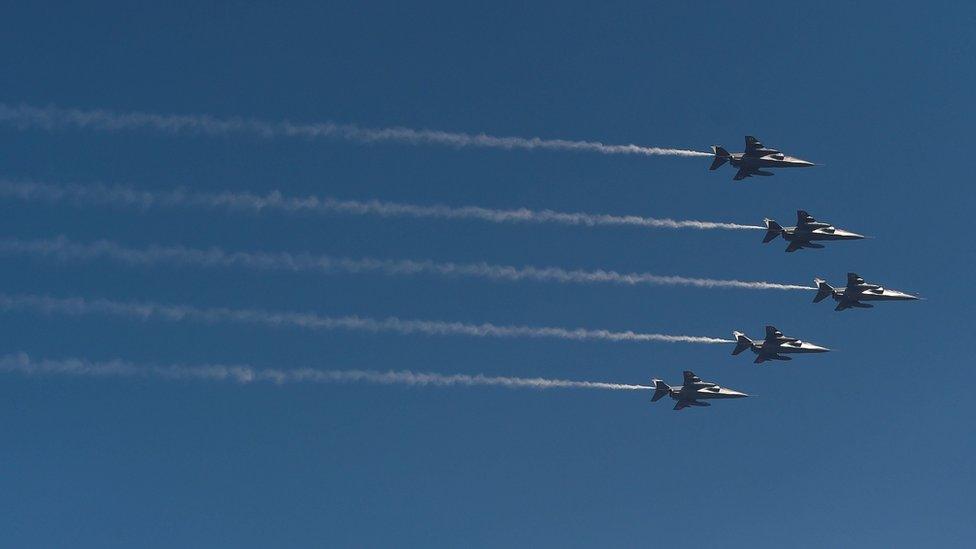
xmin=0 ymin=236 xmax=814 ymax=291
xmin=0 ymin=103 xmax=712 ymax=157
xmin=0 ymin=352 xmax=651 ymax=391
xmin=0 ymin=179 xmax=763 ymax=231
xmin=0 ymin=294 xmax=733 ymax=344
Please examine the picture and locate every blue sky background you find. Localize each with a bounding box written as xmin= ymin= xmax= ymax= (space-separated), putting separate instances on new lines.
xmin=0 ymin=2 xmax=973 ymax=547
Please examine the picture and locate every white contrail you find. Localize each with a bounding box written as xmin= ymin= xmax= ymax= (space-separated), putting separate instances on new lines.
xmin=0 ymin=179 xmax=763 ymax=231
xmin=0 ymin=236 xmax=814 ymax=291
xmin=0 ymin=352 xmax=652 ymax=391
xmin=0 ymin=294 xmax=733 ymax=345
xmin=0 ymin=103 xmax=712 ymax=157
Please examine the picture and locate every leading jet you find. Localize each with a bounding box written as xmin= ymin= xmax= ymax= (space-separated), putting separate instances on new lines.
xmin=651 ymin=370 xmax=749 ymax=411
xmin=732 ymin=325 xmax=830 ymax=363
xmin=763 ymin=210 xmax=865 ymax=252
xmin=814 ymin=273 xmax=920 ymax=311
xmin=710 ymin=136 xmax=815 ymax=180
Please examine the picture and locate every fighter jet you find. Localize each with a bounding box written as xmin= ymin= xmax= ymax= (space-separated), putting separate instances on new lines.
xmin=732 ymin=325 xmax=830 ymax=363
xmin=651 ymin=370 xmax=749 ymax=411
xmin=814 ymin=273 xmax=920 ymax=311
xmin=763 ymin=210 xmax=865 ymax=252
xmin=710 ymin=136 xmax=815 ymax=180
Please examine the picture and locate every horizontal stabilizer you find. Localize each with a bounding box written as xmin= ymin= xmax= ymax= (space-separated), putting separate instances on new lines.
xmin=732 ymin=331 xmax=753 ymax=355
xmin=813 ymin=279 xmax=834 ymax=303
xmin=709 ymin=146 xmax=730 ymax=170
xmin=763 ymin=219 xmax=782 ymax=243
xmin=651 ymin=379 xmax=670 ymax=402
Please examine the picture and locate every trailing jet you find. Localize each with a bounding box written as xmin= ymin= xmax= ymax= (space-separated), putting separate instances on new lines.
xmin=732 ymin=325 xmax=830 ymax=363
xmin=763 ymin=210 xmax=865 ymax=252
xmin=710 ymin=136 xmax=815 ymax=180
xmin=651 ymin=370 xmax=749 ymax=411
xmin=814 ymin=273 xmax=920 ymax=311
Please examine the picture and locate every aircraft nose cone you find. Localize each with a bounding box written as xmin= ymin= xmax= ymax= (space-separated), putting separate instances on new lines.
xmin=784 ymin=156 xmax=816 ymax=167
xmin=808 ymin=344 xmax=831 ymax=353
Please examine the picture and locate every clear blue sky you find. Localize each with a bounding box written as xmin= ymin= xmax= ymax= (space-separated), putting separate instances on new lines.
xmin=0 ymin=2 xmax=972 ymax=547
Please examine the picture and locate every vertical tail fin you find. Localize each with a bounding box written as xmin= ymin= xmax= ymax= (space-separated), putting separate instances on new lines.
xmin=763 ymin=219 xmax=783 ymax=243
xmin=813 ymin=278 xmax=835 ymax=303
xmin=651 ymin=379 xmax=671 ymax=402
xmin=732 ymin=331 xmax=753 ymax=355
xmin=709 ymin=146 xmax=730 ymax=170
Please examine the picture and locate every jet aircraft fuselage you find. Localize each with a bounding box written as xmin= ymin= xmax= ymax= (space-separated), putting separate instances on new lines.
xmin=651 ymin=371 xmax=749 ymax=410
xmin=778 ymin=225 xmax=864 ymax=243
xmin=814 ymin=273 xmax=920 ymax=311
xmin=710 ymin=136 xmax=815 ymax=180
xmin=763 ymin=210 xmax=865 ymax=252
xmin=732 ymin=326 xmax=830 ymax=363
xmin=726 ymin=151 xmax=814 ymax=170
